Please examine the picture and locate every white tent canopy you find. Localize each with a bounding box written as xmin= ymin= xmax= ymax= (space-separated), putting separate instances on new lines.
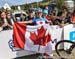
xmin=0 ymin=0 xmax=42 ymax=8
xmin=65 ymin=0 xmax=74 ymax=7
xmin=3 ymin=3 xmax=11 ymax=10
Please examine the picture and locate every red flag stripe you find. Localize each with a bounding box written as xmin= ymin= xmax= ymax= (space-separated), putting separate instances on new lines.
xmin=13 ymin=22 xmax=26 ymax=49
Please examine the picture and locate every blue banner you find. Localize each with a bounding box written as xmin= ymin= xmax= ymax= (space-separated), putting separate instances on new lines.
xmin=69 ymin=31 xmax=75 ymax=41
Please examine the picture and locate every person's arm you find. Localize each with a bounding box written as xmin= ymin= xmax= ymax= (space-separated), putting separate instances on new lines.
xmin=19 ymin=20 xmax=33 ymax=23
xmin=11 ymin=18 xmax=14 ymax=25
xmin=45 ymin=18 xmax=53 ymax=24
xmin=1 ymin=23 xmax=8 ymax=28
xmin=7 ymin=23 xmax=13 ymax=28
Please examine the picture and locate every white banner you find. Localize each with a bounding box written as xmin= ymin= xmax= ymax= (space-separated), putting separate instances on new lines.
xmin=49 ymin=25 xmax=63 ymax=50
xmin=64 ymin=24 xmax=75 ymax=49
xmin=0 ymin=30 xmax=37 ymax=59
xmin=0 ymin=30 xmax=16 ymax=59
xmin=0 ymin=25 xmax=63 ymax=58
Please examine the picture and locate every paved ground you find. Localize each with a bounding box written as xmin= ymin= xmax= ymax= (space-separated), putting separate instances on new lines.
xmin=15 ymin=49 xmax=75 ymax=59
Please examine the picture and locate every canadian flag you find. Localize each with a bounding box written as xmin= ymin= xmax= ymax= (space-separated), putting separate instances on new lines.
xmin=13 ymin=22 xmax=53 ymax=56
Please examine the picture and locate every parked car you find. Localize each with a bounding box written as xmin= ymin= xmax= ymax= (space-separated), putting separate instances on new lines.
xmin=12 ymin=10 xmax=28 ymax=21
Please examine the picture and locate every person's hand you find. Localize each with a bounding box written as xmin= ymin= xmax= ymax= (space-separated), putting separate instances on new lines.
xmin=47 ymin=20 xmax=53 ymax=25
xmin=0 ymin=27 xmax=3 ymax=31
xmin=59 ymin=23 xmax=65 ymax=28
xmin=1 ymin=23 xmax=8 ymax=28
xmin=7 ymin=24 xmax=13 ymax=29
xmin=10 ymin=26 xmax=13 ymax=29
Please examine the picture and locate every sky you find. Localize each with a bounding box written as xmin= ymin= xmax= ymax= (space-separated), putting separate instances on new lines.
xmin=0 ymin=0 xmax=42 ymax=8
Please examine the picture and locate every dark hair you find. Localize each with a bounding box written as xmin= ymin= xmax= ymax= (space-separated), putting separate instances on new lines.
xmin=0 ymin=10 xmax=6 ymax=18
xmin=72 ymin=9 xmax=75 ymax=16
xmin=6 ymin=11 xmax=12 ymax=16
xmin=73 ymin=9 xmax=75 ymax=13
xmin=0 ymin=10 xmax=6 ymax=15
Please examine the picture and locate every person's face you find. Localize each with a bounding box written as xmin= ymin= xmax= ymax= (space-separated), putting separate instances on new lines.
xmin=45 ymin=6 xmax=48 ymax=9
xmin=63 ymin=9 xmax=67 ymax=12
xmin=1 ymin=12 xmax=6 ymax=19
xmin=7 ymin=13 xmax=11 ymax=19
xmin=37 ymin=12 xmax=42 ymax=17
xmin=29 ymin=13 xmax=34 ymax=18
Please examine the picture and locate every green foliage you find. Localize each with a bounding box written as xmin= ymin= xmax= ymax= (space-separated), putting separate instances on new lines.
xmin=56 ymin=0 xmax=65 ymax=10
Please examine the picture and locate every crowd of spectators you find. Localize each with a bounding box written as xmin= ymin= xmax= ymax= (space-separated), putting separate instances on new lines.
xmin=0 ymin=5 xmax=75 ymax=59
xmin=0 ymin=9 xmax=14 ymax=31
xmin=0 ymin=5 xmax=75 ymax=31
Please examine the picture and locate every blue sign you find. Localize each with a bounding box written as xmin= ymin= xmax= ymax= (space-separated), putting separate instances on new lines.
xmin=69 ymin=31 xmax=75 ymax=41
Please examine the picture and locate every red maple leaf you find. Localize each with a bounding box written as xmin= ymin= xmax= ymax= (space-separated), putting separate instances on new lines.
xmin=30 ymin=26 xmax=51 ymax=46
xmin=40 ymin=22 xmax=43 ymax=24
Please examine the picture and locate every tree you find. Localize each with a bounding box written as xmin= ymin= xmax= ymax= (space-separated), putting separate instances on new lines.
xmin=56 ymin=0 xmax=65 ymax=10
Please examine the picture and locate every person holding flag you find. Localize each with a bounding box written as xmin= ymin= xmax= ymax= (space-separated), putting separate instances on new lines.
xmin=16 ymin=8 xmax=53 ymax=59
xmin=20 ymin=8 xmax=51 ymax=25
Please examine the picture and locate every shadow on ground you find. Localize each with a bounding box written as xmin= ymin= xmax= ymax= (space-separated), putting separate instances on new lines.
xmin=15 ymin=53 xmax=40 ymax=59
